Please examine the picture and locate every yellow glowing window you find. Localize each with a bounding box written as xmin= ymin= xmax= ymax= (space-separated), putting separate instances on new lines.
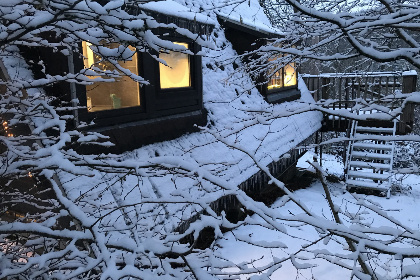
xmin=82 ymin=42 xmax=140 ymax=112
xmin=159 ymin=42 xmax=191 ymax=89
xmin=284 ymin=62 xmax=297 ymax=87
xmin=267 ymin=53 xmax=297 ymax=90
xmin=268 ymin=68 xmax=283 ymax=89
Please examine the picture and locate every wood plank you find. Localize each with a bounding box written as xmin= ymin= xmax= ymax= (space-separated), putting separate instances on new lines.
xmin=351 ymin=151 xmax=392 ymax=161
xmin=346 ymin=179 xmax=389 ymax=191
xmin=347 ymin=170 xmax=390 ymax=181
xmin=348 ymin=161 xmax=391 ymax=170
xmin=356 ymin=126 xmax=394 ymax=133
xmin=352 ymin=142 xmax=393 ymax=150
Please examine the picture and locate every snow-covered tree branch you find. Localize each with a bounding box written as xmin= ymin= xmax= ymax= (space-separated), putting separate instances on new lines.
xmin=259 ymin=0 xmax=420 ymax=66
xmin=1 ymin=0 xmax=420 ymax=279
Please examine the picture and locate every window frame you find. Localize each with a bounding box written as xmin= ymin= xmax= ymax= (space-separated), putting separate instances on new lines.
xmin=75 ymin=36 xmax=203 ymax=128
xmin=158 ymin=41 xmax=192 ymax=90
xmin=217 ymin=15 xmax=300 ymax=104
xmin=261 ymin=47 xmax=300 ymax=103
xmin=266 ymin=60 xmax=298 ymax=93
xmin=80 ymin=42 xmax=144 ymax=114
xmin=153 ymin=36 xmax=202 ymax=112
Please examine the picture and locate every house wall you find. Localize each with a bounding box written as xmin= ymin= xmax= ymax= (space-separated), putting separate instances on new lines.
xmin=17 ymin=32 xmax=207 ymax=154
xmin=218 ymin=18 xmax=301 ymax=103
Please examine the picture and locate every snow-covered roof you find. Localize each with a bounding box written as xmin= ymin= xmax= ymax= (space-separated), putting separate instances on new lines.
xmin=54 ymin=46 xmax=321 ymax=237
xmin=216 ymin=0 xmax=283 ymax=36
xmin=139 ymin=0 xmax=217 ymax=26
xmin=216 ymin=12 xmax=282 ymax=37
xmin=130 ymin=0 xmax=319 ymax=188
xmin=217 ymin=14 xmax=280 ymax=37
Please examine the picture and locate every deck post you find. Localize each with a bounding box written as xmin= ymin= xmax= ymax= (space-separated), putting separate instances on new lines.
xmin=399 ymin=72 xmax=418 ymax=134
xmin=319 ymin=131 xmax=323 ymax=167
xmin=307 ymin=77 xmax=317 ymax=101
xmin=321 ymin=77 xmax=330 ymax=100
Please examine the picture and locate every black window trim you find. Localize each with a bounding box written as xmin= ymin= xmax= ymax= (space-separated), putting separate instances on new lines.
xmin=266 ymin=73 xmax=299 ymax=93
xmin=154 ymin=37 xmax=200 ymax=106
xmin=74 ymin=34 xmax=203 ymax=128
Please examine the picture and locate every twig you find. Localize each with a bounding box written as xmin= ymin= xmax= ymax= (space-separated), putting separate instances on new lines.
xmin=308 ymin=160 xmax=378 ymax=280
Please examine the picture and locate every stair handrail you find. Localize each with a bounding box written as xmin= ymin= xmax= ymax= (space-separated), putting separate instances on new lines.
xmin=388 ymin=119 xmax=397 ymax=189
xmin=344 ymin=120 xmax=357 ymax=180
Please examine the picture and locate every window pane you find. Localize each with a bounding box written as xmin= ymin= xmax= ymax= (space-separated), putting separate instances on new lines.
xmin=266 ymin=44 xmax=297 ymax=91
xmin=159 ymin=42 xmax=191 ymax=89
xmin=284 ymin=62 xmax=297 ymax=87
xmin=82 ymin=42 xmax=140 ymax=112
xmin=267 ymin=53 xmax=283 ymax=90
xmin=268 ymin=69 xmax=283 ymax=90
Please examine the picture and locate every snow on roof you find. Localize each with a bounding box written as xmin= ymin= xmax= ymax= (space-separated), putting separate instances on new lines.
xmin=216 ymin=13 xmax=280 ymax=37
xmin=216 ymin=0 xmax=283 ymax=36
xmin=56 ymin=40 xmax=322 ymax=233
xmin=167 ymin=0 xmax=282 ymax=36
xmin=139 ymin=0 xmax=217 ymax=25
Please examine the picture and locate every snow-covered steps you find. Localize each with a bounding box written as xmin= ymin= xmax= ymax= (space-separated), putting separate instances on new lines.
xmin=352 ymin=143 xmax=393 ymax=151
xmin=347 ymin=170 xmax=390 ymax=181
xmin=351 ymin=151 xmax=392 ymax=161
xmin=348 ymin=161 xmax=391 ymax=171
xmin=355 ymin=126 xmax=394 ymax=134
xmin=345 ymin=120 xmax=396 ymax=198
xmin=346 ymin=179 xmax=390 ymax=192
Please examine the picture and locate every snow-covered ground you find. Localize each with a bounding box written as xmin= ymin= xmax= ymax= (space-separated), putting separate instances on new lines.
xmin=216 ymin=151 xmax=420 ymax=279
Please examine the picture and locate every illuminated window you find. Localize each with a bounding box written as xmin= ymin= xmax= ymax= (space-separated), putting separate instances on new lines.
xmin=268 ymin=68 xmax=283 ymax=89
xmin=267 ymin=54 xmax=297 ymax=91
xmin=82 ymin=42 xmax=140 ymax=112
xmin=159 ymin=42 xmax=191 ymax=89
xmin=284 ymin=63 xmax=297 ymax=87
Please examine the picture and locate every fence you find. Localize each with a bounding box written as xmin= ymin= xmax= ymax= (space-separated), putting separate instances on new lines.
xmin=302 ymin=71 xmax=418 ymax=134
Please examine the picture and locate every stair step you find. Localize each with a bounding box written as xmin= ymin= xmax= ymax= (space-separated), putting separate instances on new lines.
xmin=354 ymin=133 xmax=396 ymax=140
xmin=352 ymin=142 xmax=393 ymax=151
xmin=348 ymin=161 xmax=392 ymax=171
xmin=355 ymin=126 xmax=394 ymax=134
xmin=351 ymin=151 xmax=392 ymax=161
xmin=347 ymin=170 xmax=390 ymax=181
xmin=346 ymin=179 xmax=390 ymax=191
xmin=346 ymin=121 xmax=394 ymax=198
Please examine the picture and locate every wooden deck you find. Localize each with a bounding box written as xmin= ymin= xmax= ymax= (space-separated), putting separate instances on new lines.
xmin=302 ymin=71 xmax=418 ymax=134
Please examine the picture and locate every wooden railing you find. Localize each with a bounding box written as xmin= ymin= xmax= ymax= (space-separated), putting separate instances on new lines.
xmin=302 ymin=71 xmax=418 ymax=134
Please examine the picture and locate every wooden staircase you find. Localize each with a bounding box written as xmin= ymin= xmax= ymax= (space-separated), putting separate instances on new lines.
xmin=345 ymin=120 xmax=396 ymax=198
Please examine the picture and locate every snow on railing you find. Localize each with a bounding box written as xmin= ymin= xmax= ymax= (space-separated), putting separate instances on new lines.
xmin=301 ymin=71 xmax=418 ymax=134
xmin=301 ymin=71 xmax=408 ymax=78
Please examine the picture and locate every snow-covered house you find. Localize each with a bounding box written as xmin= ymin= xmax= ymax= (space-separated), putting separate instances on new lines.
xmin=1 ymin=0 xmax=322 ymax=245
xmin=12 ymin=0 xmax=312 ymax=154
xmin=4 ymin=2 xmax=420 ymax=278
